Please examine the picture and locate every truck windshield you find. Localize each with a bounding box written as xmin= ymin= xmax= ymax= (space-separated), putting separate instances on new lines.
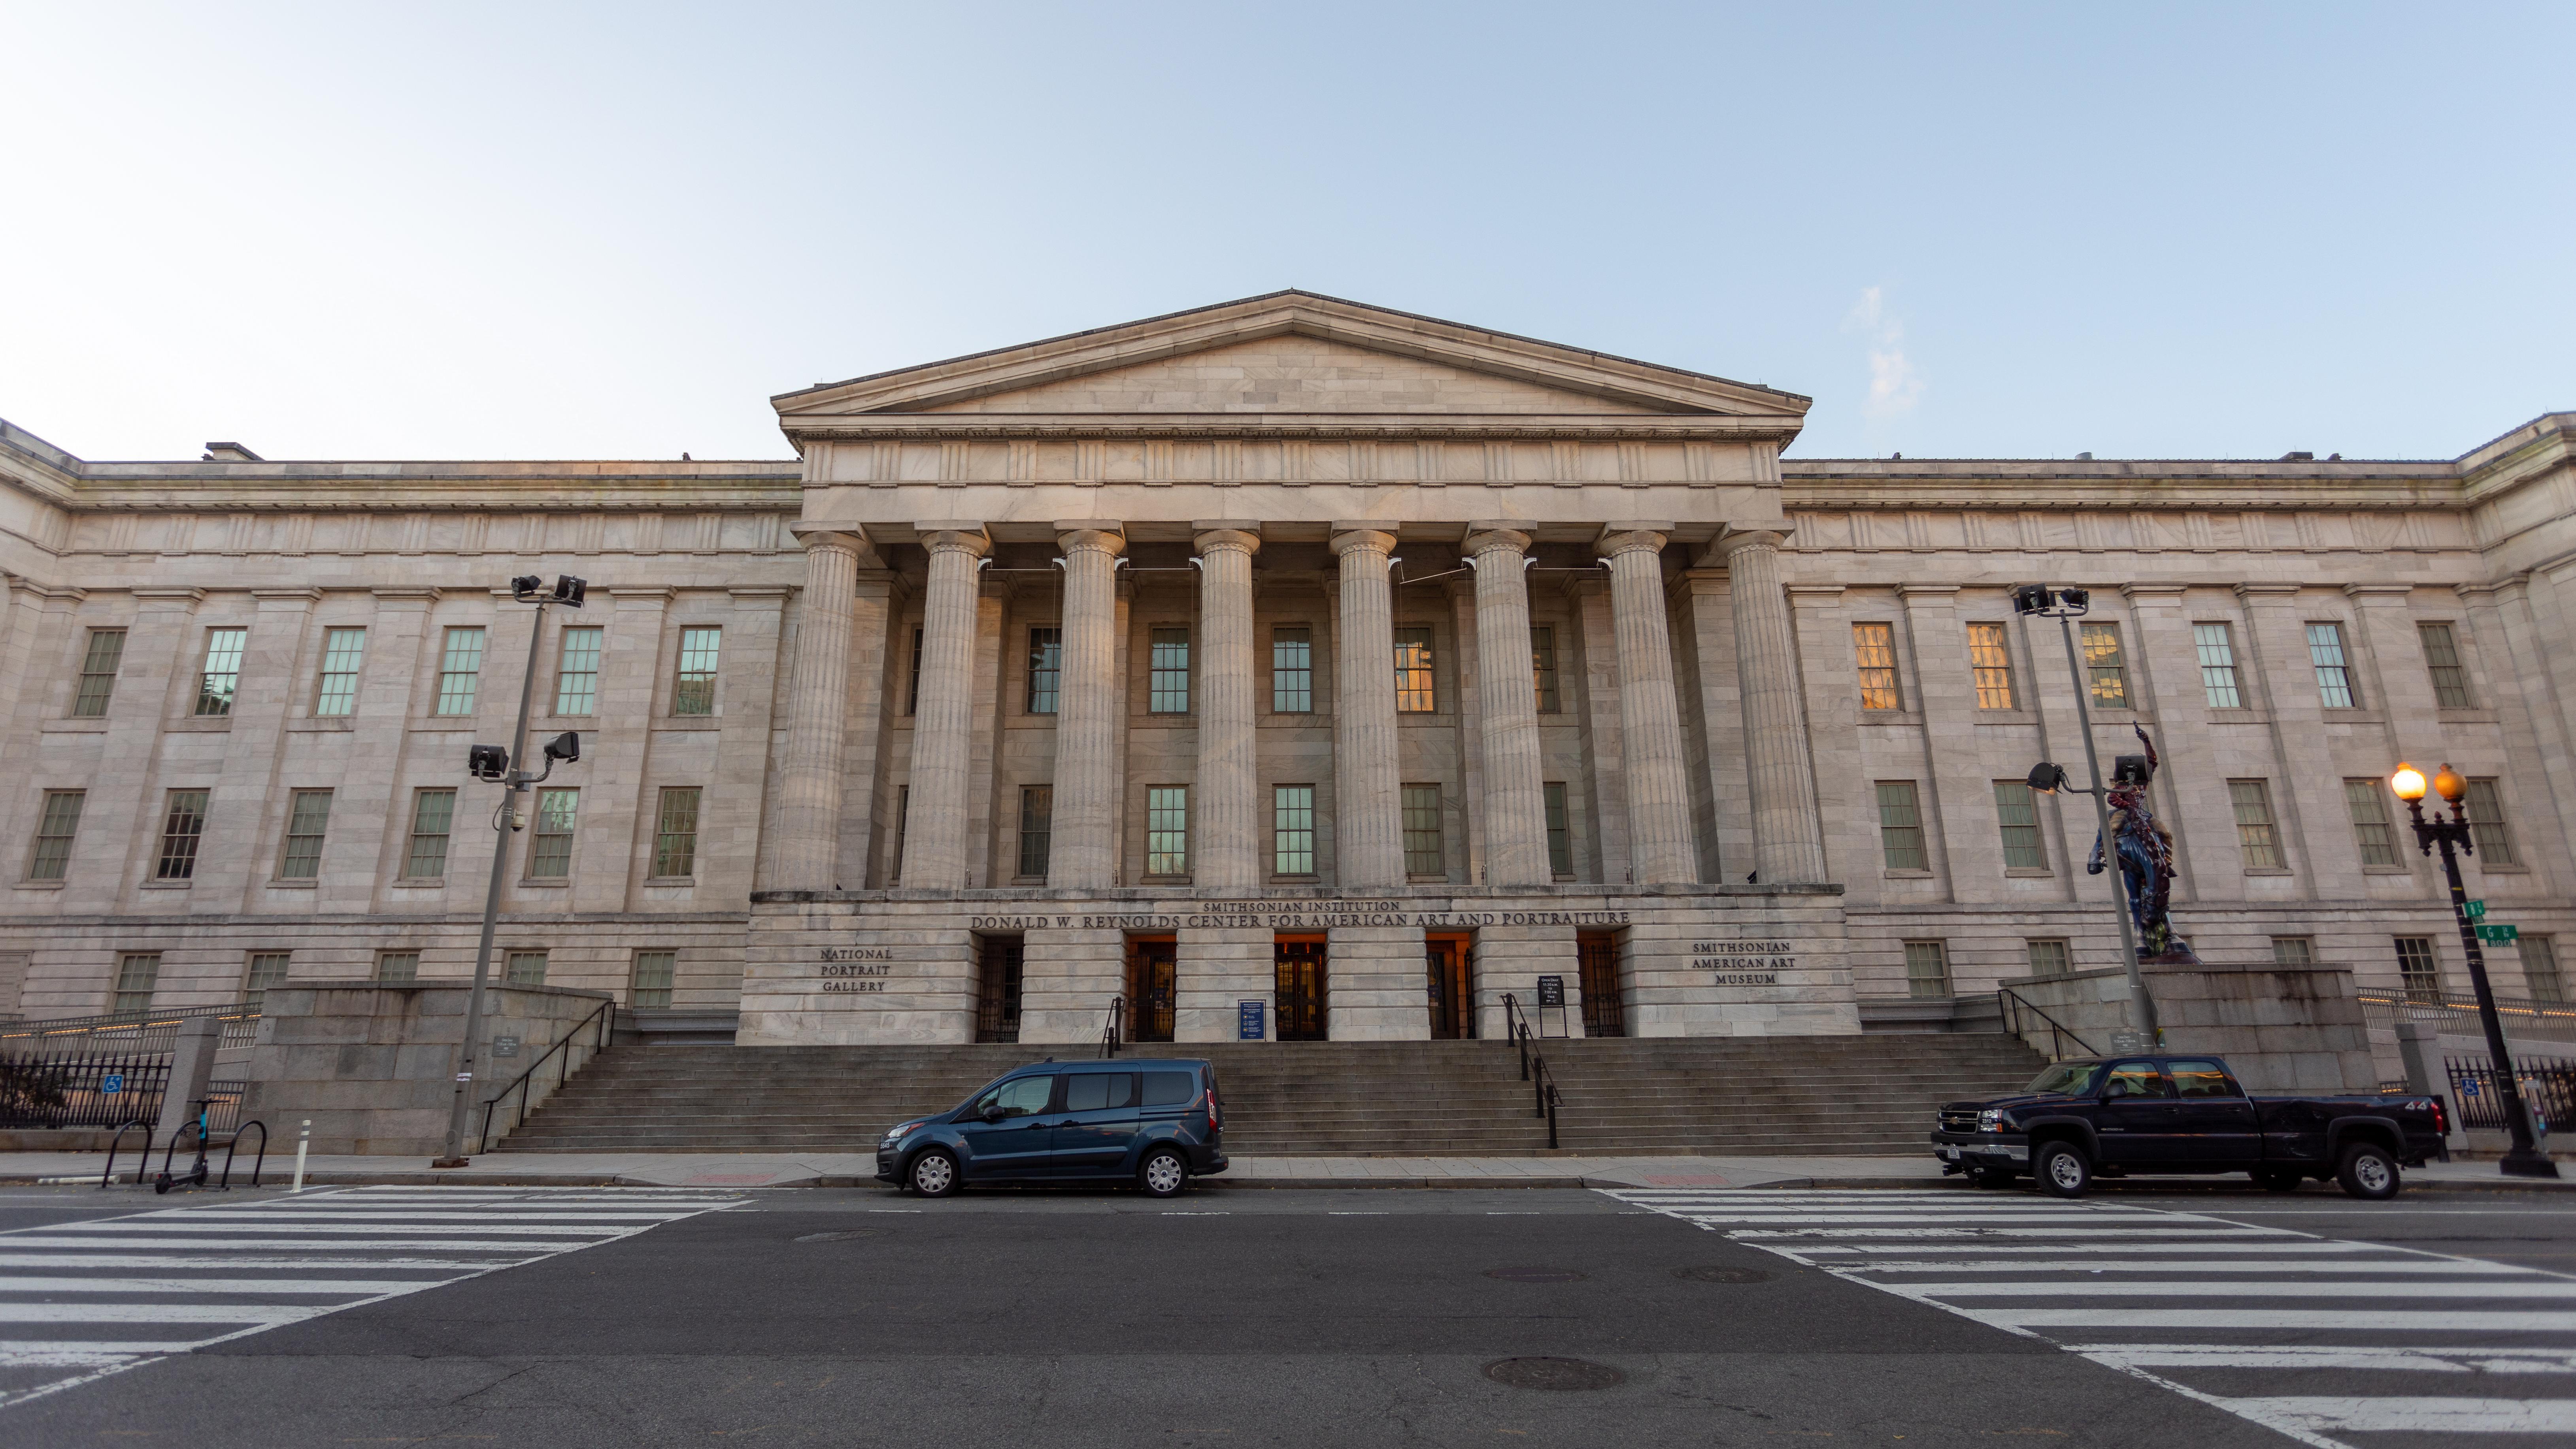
xmin=2022 ymin=1061 xmax=2102 ymax=1096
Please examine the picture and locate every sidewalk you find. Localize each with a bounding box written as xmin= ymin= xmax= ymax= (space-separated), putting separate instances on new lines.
xmin=7 ymin=1149 xmax=2572 ymax=1192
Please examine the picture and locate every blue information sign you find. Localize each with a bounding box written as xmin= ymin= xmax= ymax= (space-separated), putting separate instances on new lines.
xmin=1237 ymin=1000 xmax=1266 ymax=1041
xmin=100 ymin=1074 xmax=124 ymax=1096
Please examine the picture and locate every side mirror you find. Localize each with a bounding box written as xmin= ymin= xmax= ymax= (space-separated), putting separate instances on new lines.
xmin=981 ymin=1105 xmax=1007 ymax=1123
xmin=2103 ymin=1079 xmax=2131 ymax=1100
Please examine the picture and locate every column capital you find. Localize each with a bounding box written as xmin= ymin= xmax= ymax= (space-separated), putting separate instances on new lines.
xmin=1715 ymin=527 xmax=1785 ymax=557
xmin=2119 ymin=582 xmax=2189 ymax=601
xmin=1464 ymin=524 xmax=1534 ymax=558
xmin=1054 ymin=523 xmax=1127 ymax=558
xmin=916 ymin=526 xmax=991 ymax=559
xmin=1329 ymin=527 xmax=1397 ymax=558
xmin=789 ymin=521 xmax=867 ymax=551
xmin=1191 ymin=526 xmax=1262 ymax=557
xmin=1596 ymin=527 xmax=1669 ymax=559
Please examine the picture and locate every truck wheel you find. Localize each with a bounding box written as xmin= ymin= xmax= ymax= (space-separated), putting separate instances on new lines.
xmin=2035 ymin=1141 xmax=2091 ymax=1198
xmin=1968 ymin=1167 xmax=2016 ymax=1189
xmin=2335 ymin=1141 xmax=2400 ymax=1200
xmin=908 ymin=1148 xmax=961 ymax=1198
xmin=2253 ymin=1168 xmax=2304 ymax=1193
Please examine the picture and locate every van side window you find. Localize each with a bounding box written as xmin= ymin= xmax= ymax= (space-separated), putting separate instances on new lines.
xmin=975 ymin=1076 xmax=1056 ymax=1118
xmin=1065 ymin=1073 xmax=1137 ymax=1112
xmin=1143 ymin=1070 xmax=1196 ymax=1107
xmin=2166 ymin=1060 xmax=2236 ymax=1098
xmin=2102 ymin=1062 xmax=2170 ymax=1099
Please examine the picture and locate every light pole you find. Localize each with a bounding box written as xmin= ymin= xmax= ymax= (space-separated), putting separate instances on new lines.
xmin=2012 ymin=583 xmax=2157 ymax=1049
xmin=2391 ymin=761 xmax=2559 ymax=1179
xmin=430 ymin=574 xmax=587 ymax=1169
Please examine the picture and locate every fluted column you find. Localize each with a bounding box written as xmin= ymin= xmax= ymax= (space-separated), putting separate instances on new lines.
xmin=1331 ymin=527 xmax=1403 ymax=889
xmin=775 ymin=525 xmax=865 ymax=891
xmin=1051 ymin=525 xmax=1127 ymax=889
xmin=1599 ymin=529 xmax=1700 ymax=885
xmin=1193 ymin=525 xmax=1261 ymax=892
xmin=1468 ymin=525 xmax=1550 ymax=887
xmin=1719 ymin=528 xmax=1827 ymax=884
xmin=900 ymin=527 xmax=990 ymax=889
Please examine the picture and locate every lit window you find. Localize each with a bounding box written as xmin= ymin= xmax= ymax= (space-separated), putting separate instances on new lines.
xmin=2343 ymin=779 xmax=2399 ymax=866
xmin=1273 ymin=786 xmax=1315 ymax=875
xmin=314 ymin=628 xmax=366 ymax=716
xmin=2026 ymin=940 xmax=2070 ymax=978
xmin=1904 ymin=940 xmax=1950 ymax=1000
xmin=2306 ymin=622 xmax=2357 ymax=708
xmin=1401 ymin=784 xmax=1444 ymax=877
xmin=1150 ymin=627 xmax=1191 ymax=713
xmin=1853 ymin=623 xmax=1901 ymax=710
xmin=527 ymin=789 xmax=578 ymax=878
xmin=1544 ymin=781 xmax=1573 ymax=878
xmin=553 ymin=626 xmax=603 ymax=715
xmin=1993 ymin=780 xmax=2045 ymax=870
xmin=1967 ymin=623 xmax=2016 ymax=709
xmin=2079 ymin=622 xmax=2128 ymax=708
xmin=1026 ymin=628 xmax=1061 ymax=715
xmin=27 ymin=790 xmax=83 ymax=881
xmin=2419 ymin=622 xmax=2474 ymax=708
xmin=1146 ymin=786 xmax=1189 ymax=876
xmin=2193 ymin=623 xmax=2242 ymax=708
xmin=652 ymin=787 xmax=701 ymax=878
xmin=244 ymin=952 xmax=290 ymax=1013
xmin=505 ymin=951 xmax=547 ymax=987
xmin=2394 ymin=936 xmax=2440 ymax=1003
xmin=72 ymin=628 xmax=126 ymax=718
xmin=1531 ymin=626 xmax=1560 ymax=713
xmin=196 ymin=628 xmax=247 ymax=717
xmin=1271 ymin=628 xmax=1312 ymax=713
xmin=630 ymin=949 xmax=676 ymax=1009
xmin=155 ymin=790 xmax=209 ymax=881
xmin=404 ymin=789 xmax=455 ymax=879
xmin=2464 ymin=777 xmax=2517 ymax=866
xmin=278 ymin=789 xmax=332 ymax=879
xmin=2229 ymin=779 xmax=2282 ymax=869
xmin=1393 ymin=626 xmax=1436 ymax=713
xmin=1876 ymin=782 xmax=1927 ymax=871
xmin=434 ymin=626 xmax=486 ymax=716
xmin=1017 ymin=786 xmax=1052 ymax=879
xmin=112 ymin=952 xmax=160 ymax=1015
xmin=672 ymin=627 xmax=720 ymax=716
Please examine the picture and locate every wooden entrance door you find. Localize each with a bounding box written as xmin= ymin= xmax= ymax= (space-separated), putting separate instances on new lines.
xmin=1274 ymin=937 xmax=1328 ymax=1041
xmin=1577 ymin=931 xmax=1625 ymax=1037
xmin=1126 ymin=936 xmax=1176 ymax=1043
xmin=1425 ymin=934 xmax=1474 ymax=1039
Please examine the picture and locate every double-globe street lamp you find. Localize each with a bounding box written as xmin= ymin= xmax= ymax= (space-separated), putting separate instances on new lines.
xmin=2390 ymin=761 xmax=2560 ymax=1179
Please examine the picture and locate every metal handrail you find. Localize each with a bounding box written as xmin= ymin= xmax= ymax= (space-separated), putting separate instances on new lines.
xmin=1100 ymin=997 xmax=1125 ymax=1058
xmin=1498 ymin=993 xmax=1563 ymax=1149
xmin=477 ymin=999 xmax=615 ymax=1153
xmin=1998 ymin=986 xmax=2104 ymax=1061
xmin=2361 ymin=987 xmax=2576 ymax=1038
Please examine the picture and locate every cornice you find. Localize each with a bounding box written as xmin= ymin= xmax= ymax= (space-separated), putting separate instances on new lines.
xmin=781 ymin=416 xmax=1803 ymax=445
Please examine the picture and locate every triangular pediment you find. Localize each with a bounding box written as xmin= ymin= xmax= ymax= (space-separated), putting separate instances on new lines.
xmin=774 ymin=291 xmax=1809 ymax=425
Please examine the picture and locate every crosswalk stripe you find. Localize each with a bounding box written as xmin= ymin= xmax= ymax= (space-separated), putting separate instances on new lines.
xmin=1849 ymin=1258 xmax=2525 ymax=1274
xmin=0 ymin=1278 xmax=451 ymax=1296
xmin=45 ymin=1222 xmax=630 ymax=1237
xmin=0 ymin=1236 xmax=607 ymax=1252
xmin=2225 ymin=1396 xmax=2576 ymax=1433
xmin=0 ymin=1256 xmax=539 ymax=1270
xmin=2072 ymin=1345 xmax=2576 ymax=1373
xmin=167 ymin=1211 xmax=704 ymax=1222
xmin=1895 ymin=1279 xmax=2576 ymax=1299
xmin=1991 ymin=1308 xmax=2576 ymax=1331
xmin=0 ymin=1304 xmax=330 ymax=1324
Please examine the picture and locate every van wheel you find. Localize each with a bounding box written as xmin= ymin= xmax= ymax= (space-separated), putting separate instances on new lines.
xmin=908 ymin=1149 xmax=960 ymax=1199
xmin=1139 ymin=1147 xmax=1189 ymax=1199
xmin=2253 ymin=1168 xmax=2304 ymax=1193
xmin=2336 ymin=1141 xmax=2401 ymax=1200
xmin=2035 ymin=1141 xmax=2091 ymax=1198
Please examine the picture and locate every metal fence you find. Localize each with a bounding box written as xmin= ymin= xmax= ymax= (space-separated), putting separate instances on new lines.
xmin=2446 ymin=1055 xmax=2576 ymax=1133
xmin=0 ymin=1002 xmax=258 ymax=1131
xmin=2363 ymin=988 xmax=2576 ymax=1042
xmin=0 ymin=1003 xmax=262 ymax=1057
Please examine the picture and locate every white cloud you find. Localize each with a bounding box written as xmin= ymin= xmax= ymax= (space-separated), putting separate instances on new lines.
xmin=1845 ymin=286 xmax=1923 ymax=421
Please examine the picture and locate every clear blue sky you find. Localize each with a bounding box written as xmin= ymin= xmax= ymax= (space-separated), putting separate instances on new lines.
xmin=2 ymin=3 xmax=2567 ymax=464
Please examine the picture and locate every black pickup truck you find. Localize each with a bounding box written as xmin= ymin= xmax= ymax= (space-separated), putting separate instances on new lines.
xmin=1931 ymin=1054 xmax=2448 ymax=1199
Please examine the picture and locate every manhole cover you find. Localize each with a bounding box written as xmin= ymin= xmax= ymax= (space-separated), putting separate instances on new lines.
xmin=794 ymin=1229 xmax=886 ymax=1243
xmin=1672 ymin=1265 xmax=1771 ymax=1284
xmin=1483 ymin=1357 xmax=1627 ymax=1391
xmin=1483 ymin=1267 xmax=1587 ymax=1283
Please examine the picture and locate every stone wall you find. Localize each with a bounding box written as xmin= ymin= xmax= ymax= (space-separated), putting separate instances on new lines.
xmin=2002 ymin=960 xmax=2377 ymax=1092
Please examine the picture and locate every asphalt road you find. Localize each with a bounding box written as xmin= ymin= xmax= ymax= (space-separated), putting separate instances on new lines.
xmin=0 ymin=1180 xmax=2570 ymax=1448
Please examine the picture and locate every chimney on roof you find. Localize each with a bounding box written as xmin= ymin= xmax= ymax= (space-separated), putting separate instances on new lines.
xmin=2280 ymin=451 xmax=2315 ymax=462
xmin=202 ymin=442 xmax=262 ymax=462
xmin=2076 ymin=452 xmax=2094 ymax=460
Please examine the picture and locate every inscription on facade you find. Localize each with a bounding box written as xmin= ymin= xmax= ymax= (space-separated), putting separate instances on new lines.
xmin=1693 ymin=939 xmax=1795 ymax=986
xmin=966 ymin=904 xmax=1636 ymax=933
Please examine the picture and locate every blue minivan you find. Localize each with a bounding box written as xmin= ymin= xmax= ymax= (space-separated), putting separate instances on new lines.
xmin=874 ymin=1058 xmax=1227 ymax=1198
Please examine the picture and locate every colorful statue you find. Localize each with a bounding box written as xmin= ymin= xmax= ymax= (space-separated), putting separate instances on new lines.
xmin=2087 ymin=725 xmax=2197 ymax=963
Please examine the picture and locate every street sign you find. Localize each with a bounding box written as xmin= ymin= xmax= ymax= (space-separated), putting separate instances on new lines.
xmin=2465 ymin=899 xmax=2487 ymax=919
xmin=1236 ymin=1000 xmax=1265 ymax=1041
xmin=1536 ymin=975 xmax=1566 ymax=1008
xmin=100 ymin=1074 xmax=123 ymax=1096
xmin=2477 ymin=923 xmax=2520 ymax=943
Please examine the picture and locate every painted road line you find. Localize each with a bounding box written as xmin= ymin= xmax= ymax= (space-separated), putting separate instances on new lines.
xmin=1849 ymin=1258 xmax=2529 ymax=1274
xmin=2220 ymin=1396 xmax=2576 ymax=1433
xmin=1981 ymin=1309 xmax=2576 ymax=1331
xmin=1901 ymin=1279 xmax=2576 ymax=1298
xmin=0 ymin=1278 xmax=453 ymax=1296
xmin=2072 ymin=1345 xmax=2576 ymax=1373
xmin=0 ymin=1256 xmax=542 ymax=1270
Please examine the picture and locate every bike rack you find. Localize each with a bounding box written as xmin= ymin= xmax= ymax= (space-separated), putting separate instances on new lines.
xmin=218 ymin=1120 xmax=268 ymax=1189
xmin=99 ymin=1120 xmax=152 ymax=1189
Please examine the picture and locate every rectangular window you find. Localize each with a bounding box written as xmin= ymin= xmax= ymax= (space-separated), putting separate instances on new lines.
xmin=906 ymin=625 xmax=925 ymax=715
xmin=527 ymin=788 xmax=578 ymax=879
xmin=2193 ymin=623 xmax=2242 ymax=708
xmin=1853 ymin=623 xmax=1901 ymax=710
xmin=2523 ymin=936 xmax=2563 ymax=1005
xmin=1026 ymin=627 xmax=1062 ymax=715
xmin=1904 ymin=940 xmax=1951 ymax=1000
xmin=652 ymin=787 xmax=701 ymax=878
xmin=112 ymin=952 xmax=160 ymax=1015
xmin=277 ymin=789 xmax=332 ymax=879
xmin=1271 ymin=627 xmax=1312 ymax=713
xmin=2344 ymin=778 xmax=2399 ymax=866
xmin=2464 ymin=777 xmax=2517 ymax=866
xmin=1544 ymin=781 xmax=1573 ymax=877
xmin=1992 ymin=780 xmax=2046 ymax=870
xmin=1966 ymin=622 xmax=2016 ymax=709
xmin=630 ymin=949 xmax=676 ymax=1010
xmin=1876 ymin=781 xmax=1927 ymax=871
xmin=2394 ymin=936 xmax=2441 ymax=1002
xmin=2079 ymin=622 xmax=2129 ymax=708
xmin=243 ymin=952 xmax=290 ymax=1013
xmin=196 ymin=627 xmax=247 ymax=717
xmin=155 ymin=789 xmax=209 ymax=881
xmin=1273 ymin=785 xmax=1315 ymax=876
xmin=1145 ymin=785 xmax=1189 ymax=876
xmin=1531 ymin=626 xmax=1561 ymax=713
xmin=2229 ymin=779 xmax=2282 ymax=869
xmin=2271 ymin=936 xmax=2315 ymax=967
xmin=403 ymin=789 xmax=455 ymax=879
xmin=553 ymin=625 xmax=603 ymax=715
xmin=27 ymin=789 xmax=83 ymax=881
xmin=2305 ymin=622 xmax=2357 ymax=708
xmin=72 ymin=628 xmax=126 ymax=717
xmin=1401 ymin=783 xmax=1444 ymax=877
xmin=672 ymin=626 xmax=720 ymax=715
xmin=434 ymin=626 xmax=486 ymax=715
xmin=2026 ymin=940 xmax=2070 ymax=979
xmin=1017 ymin=785 xmax=1053 ymax=879
xmin=314 ymin=627 xmax=366 ymax=716
xmin=1393 ymin=626 xmax=1436 ymax=713
xmin=505 ymin=950 xmax=547 ymax=987
xmin=1149 ymin=627 xmax=1191 ymax=713
xmin=375 ymin=950 xmax=419 ymax=984
xmin=2419 ymin=622 xmax=2474 ymax=708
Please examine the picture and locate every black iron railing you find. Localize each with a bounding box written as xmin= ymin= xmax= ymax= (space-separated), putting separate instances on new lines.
xmin=1500 ymin=993 xmax=1564 ymax=1150
xmin=1999 ymin=986 xmax=2104 ymax=1061
xmin=2448 ymin=1054 xmax=2576 ymax=1132
xmin=1099 ymin=997 xmax=1125 ymax=1059
xmin=477 ymin=999 xmax=615 ymax=1153
xmin=0 ymin=1047 xmax=173 ymax=1130
xmin=0 ymin=1002 xmax=261 ymax=1055
xmin=2364 ymin=988 xmax=2576 ymax=1041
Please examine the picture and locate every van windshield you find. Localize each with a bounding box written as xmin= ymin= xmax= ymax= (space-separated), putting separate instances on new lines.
xmin=2022 ymin=1061 xmax=2103 ymax=1096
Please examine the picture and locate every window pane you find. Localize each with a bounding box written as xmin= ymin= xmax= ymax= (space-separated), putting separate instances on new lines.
xmin=1876 ymin=781 xmax=1927 ymax=871
xmin=1544 ymin=781 xmax=1572 ymax=877
xmin=505 ymin=950 xmax=547 ymax=987
xmin=28 ymin=790 xmax=84 ymax=881
xmin=1271 ymin=628 xmax=1312 ymax=713
xmin=376 ymin=950 xmax=420 ymax=984
xmin=2306 ymin=622 xmax=2356 ymax=708
xmin=1401 ymin=784 xmax=1443 ymax=877
xmin=2272 ymin=936 xmax=2315 ymax=967
xmin=1146 ymin=786 xmax=1189 ymax=875
xmin=404 ymin=789 xmax=456 ymax=879
xmin=527 ymin=788 xmax=578 ymax=878
xmin=653 ymin=787 xmax=701 ymax=877
xmin=1274 ymin=785 xmax=1315 ymax=875
xmin=434 ymin=626 xmax=486 ymax=715
xmin=73 ymin=628 xmax=127 ymax=717
xmin=630 ymin=949 xmax=676 ymax=1009
xmin=2193 ymin=623 xmax=2241 ymax=708
xmin=1393 ymin=626 xmax=1436 ymax=713
xmin=2394 ymin=936 xmax=2440 ymax=1002
xmin=244 ymin=951 xmax=291 ymax=1012
xmin=2343 ymin=778 xmax=2399 ymax=866
xmin=1992 ymin=780 xmax=2045 ymax=870
xmin=1027 ymin=627 xmax=1061 ymax=715
xmin=196 ymin=627 xmax=247 ymax=716
xmin=279 ymin=789 xmax=332 ymax=879
xmin=673 ymin=627 xmax=720 ymax=715
xmin=2079 ymin=623 xmax=2127 ymax=708
xmin=1967 ymin=623 xmax=2016 ymax=709
xmin=2464 ymin=778 xmax=2517 ymax=866
xmin=1904 ymin=940 xmax=1950 ymax=999
xmin=1149 ymin=627 xmax=1191 ymax=713
xmin=2229 ymin=779 xmax=2281 ymax=869
xmin=2026 ymin=940 xmax=2070 ymax=978
xmin=156 ymin=789 xmax=209 ymax=881
xmin=1531 ymin=626 xmax=1560 ymax=713
xmin=1853 ymin=623 xmax=1901 ymax=710
xmin=112 ymin=952 xmax=160 ymax=1015
xmin=315 ymin=627 xmax=367 ymax=716
xmin=1017 ymin=785 xmax=1053 ymax=879
xmin=553 ymin=626 xmax=603 ymax=715
xmin=2523 ymin=936 xmax=2563 ymax=1004
xmin=2419 ymin=622 xmax=2474 ymax=708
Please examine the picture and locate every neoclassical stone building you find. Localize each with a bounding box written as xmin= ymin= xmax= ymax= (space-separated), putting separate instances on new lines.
xmin=0 ymin=293 xmax=2568 ymax=1052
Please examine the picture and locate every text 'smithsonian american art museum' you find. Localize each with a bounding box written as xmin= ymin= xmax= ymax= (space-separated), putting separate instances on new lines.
xmin=0 ymin=293 xmax=2571 ymax=1055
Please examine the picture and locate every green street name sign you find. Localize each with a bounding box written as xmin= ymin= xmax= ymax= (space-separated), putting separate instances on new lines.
xmin=2465 ymin=899 xmax=2488 ymax=919
xmin=2476 ymin=923 xmax=2519 ymax=943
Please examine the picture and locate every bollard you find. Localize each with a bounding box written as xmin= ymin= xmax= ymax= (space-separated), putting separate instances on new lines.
xmin=292 ymin=1119 xmax=311 ymax=1192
